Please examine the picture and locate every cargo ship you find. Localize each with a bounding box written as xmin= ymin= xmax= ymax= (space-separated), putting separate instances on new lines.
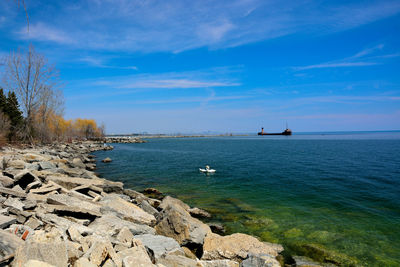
xmin=258 ymin=127 xmax=292 ymax=136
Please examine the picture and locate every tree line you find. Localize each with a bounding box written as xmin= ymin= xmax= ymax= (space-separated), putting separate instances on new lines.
xmin=0 ymin=45 xmax=105 ymax=144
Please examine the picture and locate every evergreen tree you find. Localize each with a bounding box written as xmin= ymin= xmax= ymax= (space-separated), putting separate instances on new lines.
xmin=0 ymin=88 xmax=6 ymax=112
xmin=5 ymin=91 xmax=24 ymax=141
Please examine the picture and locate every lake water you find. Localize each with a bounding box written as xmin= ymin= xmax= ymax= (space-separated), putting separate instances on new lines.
xmin=93 ymin=132 xmax=400 ymax=266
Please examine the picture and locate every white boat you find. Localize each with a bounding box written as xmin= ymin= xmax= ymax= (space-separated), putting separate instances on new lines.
xmin=199 ymin=165 xmax=216 ymax=173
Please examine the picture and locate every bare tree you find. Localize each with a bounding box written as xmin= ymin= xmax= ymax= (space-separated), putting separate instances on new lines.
xmin=2 ymin=45 xmax=64 ymax=142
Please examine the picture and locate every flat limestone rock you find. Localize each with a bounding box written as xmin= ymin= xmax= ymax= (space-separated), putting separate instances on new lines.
xmin=199 ymin=259 xmax=239 ymax=267
xmin=0 ymin=214 xmax=17 ymax=229
xmin=134 ymin=234 xmax=184 ymax=259
xmin=118 ymin=246 xmax=155 ymax=267
xmin=0 ymin=175 xmax=14 ymax=188
xmin=201 ymin=233 xmax=283 ymax=262
xmin=4 ymin=197 xmax=25 ymax=210
xmin=23 ymin=259 xmax=56 ymax=267
xmin=13 ymin=243 xmax=68 ymax=267
xmin=47 ymin=194 xmax=101 ymax=213
xmin=46 ymin=175 xmax=123 ymax=193
xmin=100 ymin=195 xmax=156 ymax=226
xmin=157 ymin=254 xmax=199 ymax=267
xmin=88 ymin=214 xmax=155 ymax=236
xmin=0 ymin=186 xmax=27 ymax=198
xmin=36 ymin=212 xmax=93 ymax=235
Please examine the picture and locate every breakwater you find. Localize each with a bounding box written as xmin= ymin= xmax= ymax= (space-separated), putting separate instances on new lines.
xmin=0 ymin=141 xmax=289 ymax=267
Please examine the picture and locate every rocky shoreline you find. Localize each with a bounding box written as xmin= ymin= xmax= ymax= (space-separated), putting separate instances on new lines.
xmin=0 ymin=141 xmax=330 ymax=267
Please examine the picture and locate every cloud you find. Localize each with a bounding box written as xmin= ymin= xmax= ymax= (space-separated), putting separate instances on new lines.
xmin=294 ymin=44 xmax=399 ymax=70
xmin=296 ymin=62 xmax=379 ymax=70
xmin=79 ymin=56 xmax=138 ymax=70
xmin=88 ymin=67 xmax=241 ymax=90
xmin=12 ymin=0 xmax=400 ymax=52
xmin=17 ymin=22 xmax=75 ymax=44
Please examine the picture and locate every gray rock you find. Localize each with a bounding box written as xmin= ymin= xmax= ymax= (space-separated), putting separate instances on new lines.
xmin=13 ymin=236 xmax=68 ymax=267
xmin=84 ymin=239 xmax=121 ymax=267
xmin=89 ymin=214 xmax=156 ymax=236
xmin=23 ymin=259 xmax=56 ymax=267
xmin=0 ymin=229 xmax=24 ymax=258
xmin=23 ymin=199 xmax=37 ymax=210
xmin=100 ymin=195 xmax=156 ymax=226
xmin=38 ymin=161 xmax=56 ymax=170
xmin=13 ymin=171 xmax=40 ymax=190
xmin=4 ymin=197 xmax=25 ymax=210
xmin=36 ymin=212 xmax=93 ymax=234
xmin=25 ymin=163 xmax=40 ymax=171
xmin=7 ymin=159 xmax=25 ymax=169
xmin=116 ymin=226 xmax=134 ymax=244
xmin=47 ymin=194 xmax=101 ymax=213
xmin=155 ymin=196 xmax=211 ymax=247
xmin=240 ymin=254 xmax=280 ymax=267
xmin=0 ymin=175 xmax=14 ymax=188
xmin=157 ymin=254 xmax=198 ymax=267
xmin=49 ymin=205 xmax=101 ymax=221
xmin=135 ymin=234 xmax=184 ymax=259
xmin=200 ymin=260 xmax=240 ymax=267
xmin=25 ymin=217 xmax=43 ymax=230
xmin=71 ymin=158 xmax=86 ymax=169
xmin=189 ymin=207 xmax=211 ymax=219
xmin=139 ymin=199 xmax=159 ymax=217
xmin=0 ymin=186 xmax=27 ymax=198
xmin=118 ymin=245 xmax=155 ymax=267
xmin=0 ymin=214 xmax=17 ymax=229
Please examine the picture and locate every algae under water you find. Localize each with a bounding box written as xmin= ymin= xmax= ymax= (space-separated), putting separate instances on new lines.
xmin=94 ymin=132 xmax=400 ymax=266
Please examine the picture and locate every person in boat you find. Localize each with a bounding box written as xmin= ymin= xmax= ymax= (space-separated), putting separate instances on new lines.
xmin=205 ymin=165 xmax=210 ymax=170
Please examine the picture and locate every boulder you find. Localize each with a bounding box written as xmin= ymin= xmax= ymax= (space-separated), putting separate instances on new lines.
xmin=38 ymin=161 xmax=56 ymax=170
xmin=0 ymin=186 xmax=26 ymax=198
xmin=102 ymin=157 xmax=112 ymax=163
xmin=139 ymin=199 xmax=159 ymax=217
xmin=0 ymin=175 xmax=14 ymax=188
xmin=0 ymin=214 xmax=17 ymax=229
xmin=23 ymin=259 xmax=56 ymax=267
xmin=4 ymin=197 xmax=25 ymax=210
xmin=201 ymin=233 xmax=283 ymax=262
xmin=200 ymin=260 xmax=239 ymax=267
xmin=46 ymin=176 xmax=123 ymax=193
xmin=74 ymin=258 xmax=97 ymax=267
xmin=157 ymin=254 xmax=199 ymax=267
xmin=134 ymin=234 xmax=184 ymax=259
xmin=116 ymin=226 xmax=134 ymax=244
xmin=13 ymin=171 xmax=40 ymax=190
xmin=47 ymin=194 xmax=101 ymax=213
xmin=189 ymin=207 xmax=211 ymax=219
xmin=71 ymin=158 xmax=86 ymax=169
xmin=7 ymin=159 xmax=25 ymax=169
xmin=118 ymin=245 xmax=155 ymax=267
xmin=100 ymin=195 xmax=156 ymax=226
xmin=155 ymin=197 xmax=211 ymax=247
xmin=84 ymin=239 xmax=121 ymax=267
xmin=88 ymin=214 xmax=156 ymax=236
xmin=13 ymin=230 xmax=68 ymax=267
xmin=0 ymin=229 xmax=24 ymax=258
xmin=159 ymin=196 xmax=190 ymax=211
xmin=240 ymin=254 xmax=280 ymax=267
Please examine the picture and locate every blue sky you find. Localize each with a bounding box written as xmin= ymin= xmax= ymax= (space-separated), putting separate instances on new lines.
xmin=1 ymin=0 xmax=399 ymax=133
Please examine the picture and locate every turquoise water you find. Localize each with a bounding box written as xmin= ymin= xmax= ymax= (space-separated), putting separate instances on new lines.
xmin=94 ymin=132 xmax=400 ymax=266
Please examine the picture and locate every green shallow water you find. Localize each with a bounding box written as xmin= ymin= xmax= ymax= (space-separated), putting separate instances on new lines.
xmin=94 ymin=132 xmax=400 ymax=266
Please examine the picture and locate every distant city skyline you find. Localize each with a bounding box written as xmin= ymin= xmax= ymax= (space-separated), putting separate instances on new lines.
xmin=1 ymin=0 xmax=399 ymax=133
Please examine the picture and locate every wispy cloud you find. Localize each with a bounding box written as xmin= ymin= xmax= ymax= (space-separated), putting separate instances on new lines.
xmin=11 ymin=0 xmax=400 ymax=52
xmin=17 ymin=22 xmax=75 ymax=45
xmin=294 ymin=44 xmax=399 ymax=70
xmin=89 ymin=67 xmax=241 ymax=90
xmin=79 ymin=56 xmax=138 ymax=70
